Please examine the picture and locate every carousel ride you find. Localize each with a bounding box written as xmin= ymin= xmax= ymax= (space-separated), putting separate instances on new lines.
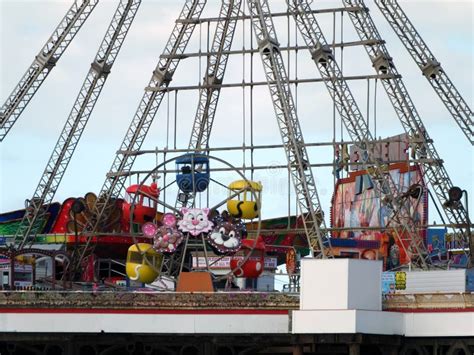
xmin=0 ymin=0 xmax=472 ymax=292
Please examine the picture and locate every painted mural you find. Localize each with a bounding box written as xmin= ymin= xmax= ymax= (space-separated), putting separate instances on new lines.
xmin=331 ymin=163 xmax=428 ymax=266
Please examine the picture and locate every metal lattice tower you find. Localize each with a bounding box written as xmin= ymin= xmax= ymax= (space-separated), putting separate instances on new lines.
xmin=287 ymin=0 xmax=430 ymax=268
xmin=72 ymin=0 xmax=208 ymax=272
xmin=13 ymin=0 xmax=142 ymax=250
xmin=246 ymin=0 xmax=331 ymax=258
xmin=341 ymin=0 xmax=471 ymax=259
xmin=162 ymin=0 xmax=243 ymax=279
xmin=176 ymin=0 xmax=243 ymax=210
xmin=3 ymin=1 xmax=470 ymax=273
xmin=375 ymin=0 xmax=474 ymax=145
xmin=188 ymin=0 xmax=242 ymax=152
xmin=0 ymin=0 xmax=99 ymax=141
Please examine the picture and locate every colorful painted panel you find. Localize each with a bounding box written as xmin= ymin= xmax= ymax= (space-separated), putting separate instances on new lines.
xmin=331 ymin=163 xmax=427 ymax=239
xmin=426 ymin=228 xmax=448 ymax=260
xmin=0 ymin=203 xmax=61 ymax=236
xmin=331 ymin=163 xmax=428 ymax=265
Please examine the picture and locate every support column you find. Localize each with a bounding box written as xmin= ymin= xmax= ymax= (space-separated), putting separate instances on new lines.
xmin=349 ymin=344 xmax=360 ymax=355
xmin=203 ymin=342 xmax=215 ymax=355
xmin=292 ymin=345 xmax=303 ymax=355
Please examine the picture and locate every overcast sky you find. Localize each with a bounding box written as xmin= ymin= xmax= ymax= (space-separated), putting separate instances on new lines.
xmin=0 ymin=0 xmax=472 ymax=225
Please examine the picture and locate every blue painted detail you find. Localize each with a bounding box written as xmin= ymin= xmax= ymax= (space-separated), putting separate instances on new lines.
xmin=466 ymin=269 xmax=474 ymax=292
xmin=176 ymin=154 xmax=210 ymax=193
xmin=426 ymin=228 xmax=447 ymax=259
xmin=355 ymin=174 xmax=373 ymax=195
xmin=355 ymin=175 xmax=363 ymax=195
xmin=363 ymin=174 xmax=373 ymax=190
xmin=176 ymin=154 xmax=209 ymax=165
xmin=329 ymin=238 xmax=380 ymax=249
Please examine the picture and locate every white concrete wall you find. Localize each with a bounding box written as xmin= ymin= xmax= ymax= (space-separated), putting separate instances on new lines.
xmin=300 ymin=259 xmax=382 ymax=311
xmin=293 ymin=310 xmax=404 ymax=335
xmin=402 ymin=270 xmax=467 ymax=294
xmin=293 ymin=259 xmax=474 ymax=337
xmin=0 ymin=312 xmax=289 ymax=334
xmin=1 ymin=309 xmax=473 ymax=336
xmin=355 ymin=310 xmax=404 ymax=335
xmin=300 ymin=259 xmax=348 ymax=310
xmin=292 ymin=309 xmax=474 ymax=337
xmin=347 ymin=260 xmax=382 ymax=311
xmin=405 ymin=312 xmax=474 ymax=337
xmin=293 ymin=309 xmax=357 ymax=334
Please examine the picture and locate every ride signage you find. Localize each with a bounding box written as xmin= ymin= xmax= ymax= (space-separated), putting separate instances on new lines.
xmin=192 ymin=256 xmax=277 ymax=270
xmin=349 ymin=133 xmax=410 ymax=171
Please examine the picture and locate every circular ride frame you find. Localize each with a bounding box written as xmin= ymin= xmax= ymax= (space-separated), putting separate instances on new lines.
xmin=128 ymin=153 xmax=263 ymax=289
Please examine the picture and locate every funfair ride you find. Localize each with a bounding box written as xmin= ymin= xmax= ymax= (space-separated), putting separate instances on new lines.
xmin=0 ymin=0 xmax=471 ymax=291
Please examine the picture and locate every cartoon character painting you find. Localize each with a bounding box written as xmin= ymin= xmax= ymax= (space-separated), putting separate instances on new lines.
xmin=207 ymin=210 xmax=245 ymax=254
xmin=178 ymin=208 xmax=214 ymax=237
xmin=209 ymin=222 xmax=242 ymax=253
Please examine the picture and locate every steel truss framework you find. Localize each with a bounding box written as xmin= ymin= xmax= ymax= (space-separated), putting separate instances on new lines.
xmin=72 ymin=0 xmax=208 ymax=273
xmin=341 ymin=0 xmax=471 ymax=263
xmin=287 ymin=0 xmax=429 ymax=267
xmin=3 ymin=1 xmax=471 ymax=272
xmin=180 ymin=0 xmax=243 ymax=208
xmin=118 ymin=137 xmax=428 ymax=156
xmin=0 ymin=0 xmax=99 ymax=141
xmin=375 ymin=0 xmax=473 ymax=145
xmin=109 ymin=158 xmax=440 ymax=178
xmin=13 ymin=0 xmax=142 ymax=250
xmin=162 ymin=0 xmax=243 ymax=279
xmin=187 ymin=0 xmax=242 ymax=152
xmin=247 ymin=0 xmax=330 ymax=257
xmin=149 ymin=73 xmax=398 ymax=92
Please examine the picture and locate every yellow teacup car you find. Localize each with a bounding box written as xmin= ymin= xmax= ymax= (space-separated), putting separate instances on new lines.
xmin=126 ymin=243 xmax=163 ymax=284
xmin=227 ymin=180 xmax=262 ymax=220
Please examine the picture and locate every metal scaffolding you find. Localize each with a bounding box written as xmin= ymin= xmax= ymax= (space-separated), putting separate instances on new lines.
xmin=14 ymin=0 xmax=142 ymax=250
xmin=0 ymin=0 xmax=99 ymax=141
xmin=1 ymin=1 xmax=471 ymax=276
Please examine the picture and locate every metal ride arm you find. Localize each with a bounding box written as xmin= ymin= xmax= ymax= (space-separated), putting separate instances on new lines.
xmin=13 ymin=0 xmax=142 ymax=250
xmin=0 ymin=0 xmax=99 ymax=142
xmin=188 ymin=0 xmax=242 ymax=152
xmin=247 ymin=0 xmax=330 ymax=258
xmin=73 ymin=0 xmax=208 ymax=270
xmin=161 ymin=1 xmax=242 ymax=280
xmin=341 ymin=0 xmax=471 ymax=258
xmin=288 ymin=0 xmax=430 ymax=268
xmin=176 ymin=0 xmax=242 ymax=211
xmin=375 ymin=0 xmax=473 ymax=145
